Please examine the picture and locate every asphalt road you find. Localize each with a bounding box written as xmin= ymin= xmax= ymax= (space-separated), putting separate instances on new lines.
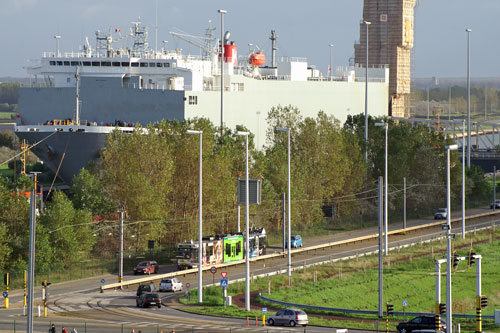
xmin=0 ymin=205 xmax=496 ymax=333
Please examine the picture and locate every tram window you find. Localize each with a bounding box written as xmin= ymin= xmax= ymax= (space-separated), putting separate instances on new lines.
xmin=236 ymin=242 xmax=241 ymax=254
xmin=225 ymin=243 xmax=231 ymax=256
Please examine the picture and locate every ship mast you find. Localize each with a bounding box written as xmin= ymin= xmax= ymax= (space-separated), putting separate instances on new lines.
xmin=270 ymin=30 xmax=278 ymax=68
xmin=75 ymin=67 xmax=80 ymax=125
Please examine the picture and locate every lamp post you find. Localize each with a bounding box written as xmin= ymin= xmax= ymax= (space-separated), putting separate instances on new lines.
xmin=276 ymin=127 xmax=292 ymax=279
xmin=454 ymin=119 xmax=466 ymax=239
xmin=445 ymin=144 xmax=458 ymax=332
xmin=375 ymin=122 xmax=388 ymax=255
xmin=187 ymin=129 xmax=203 ymax=303
xmin=218 ymin=9 xmax=227 ymax=130
xmin=236 ymin=131 xmax=250 ymax=311
xmin=363 ymin=20 xmax=371 ymax=162
xmin=54 ymin=35 xmax=61 ymax=57
xmin=466 ymin=28 xmax=471 ymax=167
xmin=329 ymin=43 xmax=334 ymax=79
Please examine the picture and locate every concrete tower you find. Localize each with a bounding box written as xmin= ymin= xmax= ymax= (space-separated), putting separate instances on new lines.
xmin=354 ymin=0 xmax=416 ymax=118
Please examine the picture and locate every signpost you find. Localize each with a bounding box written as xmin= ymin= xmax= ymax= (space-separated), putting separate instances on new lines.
xmin=210 ymin=266 xmax=217 ymax=286
xmin=185 ymin=282 xmax=191 ymax=302
xmin=101 ymin=279 xmax=106 ymax=284
xmin=403 ymin=300 xmax=407 ymax=318
xmin=262 ymin=307 xmax=267 ymax=326
xmin=221 ymin=271 xmax=228 ymax=279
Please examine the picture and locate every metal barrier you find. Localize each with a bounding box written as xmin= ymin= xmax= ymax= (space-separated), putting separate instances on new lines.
xmin=100 ymin=210 xmax=500 ymax=292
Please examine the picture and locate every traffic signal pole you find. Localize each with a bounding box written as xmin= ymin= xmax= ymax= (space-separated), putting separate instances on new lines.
xmin=475 ymin=255 xmax=483 ymax=333
xmin=435 ymin=259 xmax=445 ymax=330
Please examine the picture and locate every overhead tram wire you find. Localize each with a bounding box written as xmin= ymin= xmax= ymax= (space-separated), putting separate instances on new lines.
xmin=0 ymin=131 xmax=59 ymax=167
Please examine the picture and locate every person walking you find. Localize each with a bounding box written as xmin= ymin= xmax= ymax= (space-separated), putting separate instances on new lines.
xmin=71 ymin=328 xmax=78 ymax=333
xmin=62 ymin=327 xmax=67 ymax=333
xmin=49 ymin=324 xmax=56 ymax=333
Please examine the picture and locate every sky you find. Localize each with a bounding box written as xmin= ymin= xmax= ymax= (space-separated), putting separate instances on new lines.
xmin=0 ymin=0 xmax=497 ymax=78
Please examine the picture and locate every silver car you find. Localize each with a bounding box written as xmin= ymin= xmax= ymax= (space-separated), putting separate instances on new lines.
xmin=159 ymin=277 xmax=183 ymax=292
xmin=267 ymin=308 xmax=308 ymax=327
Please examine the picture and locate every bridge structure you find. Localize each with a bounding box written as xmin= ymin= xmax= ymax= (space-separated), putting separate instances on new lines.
xmin=393 ymin=117 xmax=500 ymax=172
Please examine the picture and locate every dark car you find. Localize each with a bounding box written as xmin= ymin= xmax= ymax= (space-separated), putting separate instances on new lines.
xmin=136 ymin=293 xmax=161 ymax=308
xmin=396 ymin=316 xmax=446 ymax=333
xmin=491 ymin=200 xmax=500 ymax=209
xmin=136 ymin=284 xmax=155 ymax=297
xmin=133 ymin=260 xmax=159 ymax=275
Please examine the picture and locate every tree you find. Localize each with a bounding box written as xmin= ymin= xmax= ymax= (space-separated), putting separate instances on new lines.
xmin=69 ymin=169 xmax=115 ymax=216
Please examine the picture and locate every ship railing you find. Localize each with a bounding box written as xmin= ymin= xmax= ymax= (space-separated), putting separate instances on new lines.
xmin=43 ymin=119 xmax=89 ymax=126
xmin=262 ymin=75 xmax=292 ymax=81
xmin=307 ymin=76 xmax=349 ymax=82
xmin=279 ymin=56 xmax=307 ymax=63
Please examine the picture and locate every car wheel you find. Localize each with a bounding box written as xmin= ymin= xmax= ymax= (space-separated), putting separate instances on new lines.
xmin=158 ymin=304 xmax=161 ymax=308
xmin=268 ymin=319 xmax=274 ymax=326
xmin=134 ymin=272 xmax=137 ymax=275
xmin=289 ymin=320 xmax=296 ymax=327
xmin=136 ymin=302 xmax=139 ymax=307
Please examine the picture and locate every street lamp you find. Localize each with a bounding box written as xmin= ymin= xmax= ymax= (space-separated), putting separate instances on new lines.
xmin=329 ymin=43 xmax=334 ymax=79
xmin=445 ymin=144 xmax=458 ymax=332
xmin=454 ymin=119 xmax=466 ymax=239
xmin=218 ymin=9 xmax=227 ymax=130
xmin=466 ymin=28 xmax=471 ymax=167
xmin=54 ymin=35 xmax=61 ymax=57
xmin=362 ymin=20 xmax=371 ymax=162
xmin=375 ymin=122 xmax=388 ymax=255
xmin=276 ymin=127 xmax=292 ymax=278
xmin=236 ymin=130 xmax=250 ymax=311
xmin=187 ymin=129 xmax=203 ymax=303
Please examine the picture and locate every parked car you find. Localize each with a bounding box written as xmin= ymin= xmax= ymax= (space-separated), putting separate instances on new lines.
xmin=285 ymin=235 xmax=303 ymax=248
xmin=396 ymin=315 xmax=446 ymax=333
xmin=136 ymin=293 xmax=161 ymax=308
xmin=267 ymin=308 xmax=308 ymax=327
xmin=159 ymin=278 xmax=183 ymax=292
xmin=133 ymin=260 xmax=159 ymax=275
xmin=491 ymin=200 xmax=500 ymax=209
xmin=136 ymin=284 xmax=155 ymax=297
xmin=434 ymin=208 xmax=447 ymax=220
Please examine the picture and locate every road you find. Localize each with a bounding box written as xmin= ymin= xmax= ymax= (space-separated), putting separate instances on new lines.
xmin=0 ymin=205 xmax=496 ymax=332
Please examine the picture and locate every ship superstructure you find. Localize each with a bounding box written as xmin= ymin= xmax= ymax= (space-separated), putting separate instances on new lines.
xmin=16 ymin=21 xmax=390 ymax=184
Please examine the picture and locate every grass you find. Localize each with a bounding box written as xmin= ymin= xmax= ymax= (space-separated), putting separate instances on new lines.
xmin=179 ymin=228 xmax=500 ymax=332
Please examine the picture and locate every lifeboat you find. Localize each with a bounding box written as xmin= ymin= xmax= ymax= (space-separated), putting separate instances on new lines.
xmin=250 ymin=51 xmax=266 ymax=67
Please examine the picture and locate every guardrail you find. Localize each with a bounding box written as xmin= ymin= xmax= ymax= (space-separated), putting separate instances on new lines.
xmin=100 ymin=210 xmax=500 ymax=292
xmin=257 ymin=294 xmax=494 ymax=319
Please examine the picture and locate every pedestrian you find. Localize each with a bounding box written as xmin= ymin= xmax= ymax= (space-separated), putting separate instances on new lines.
xmin=71 ymin=328 xmax=78 ymax=333
xmin=62 ymin=326 xmax=67 ymax=333
xmin=49 ymin=324 xmax=56 ymax=333
xmin=131 ymin=329 xmax=135 ymax=333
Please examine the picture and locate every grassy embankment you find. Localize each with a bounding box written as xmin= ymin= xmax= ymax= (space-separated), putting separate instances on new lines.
xmin=180 ymin=227 xmax=500 ymax=332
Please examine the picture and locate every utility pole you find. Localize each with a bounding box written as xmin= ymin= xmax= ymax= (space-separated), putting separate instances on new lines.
xmin=118 ymin=209 xmax=124 ymax=286
xmin=378 ymin=176 xmax=384 ymax=318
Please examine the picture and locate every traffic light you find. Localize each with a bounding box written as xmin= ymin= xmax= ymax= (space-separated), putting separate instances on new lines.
xmin=481 ymin=295 xmax=488 ymax=309
xmin=3 ymin=272 xmax=9 ymax=286
xmin=439 ymin=303 xmax=446 ymax=315
xmin=386 ymin=303 xmax=394 ymax=316
xmin=468 ymin=249 xmax=476 ymax=267
xmin=453 ymin=252 xmax=459 ymax=269
xmin=41 ymin=281 xmax=51 ymax=287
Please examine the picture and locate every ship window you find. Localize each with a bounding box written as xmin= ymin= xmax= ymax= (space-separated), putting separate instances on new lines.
xmin=131 ymin=63 xmax=139 ymax=67
xmin=67 ymin=78 xmax=70 ymax=83
xmin=165 ymin=63 xmax=170 ymax=68
xmin=83 ymin=62 xmax=91 ymax=66
xmin=101 ymin=62 xmax=111 ymax=66
xmin=140 ymin=63 xmax=148 ymax=67
xmin=188 ymin=96 xmax=198 ymax=105
xmin=56 ymin=61 xmax=63 ymax=66
xmin=112 ymin=62 xmax=120 ymax=67
xmin=70 ymin=61 xmax=80 ymax=66
xmin=121 ymin=62 xmax=130 ymax=67
xmin=63 ymin=61 xmax=70 ymax=66
xmin=149 ymin=63 xmax=156 ymax=67
xmin=156 ymin=63 xmax=163 ymax=67
xmin=92 ymin=62 xmax=100 ymax=67
xmin=49 ymin=61 xmax=56 ymax=66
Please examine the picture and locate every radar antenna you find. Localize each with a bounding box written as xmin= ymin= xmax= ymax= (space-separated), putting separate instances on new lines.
xmin=170 ymin=22 xmax=216 ymax=57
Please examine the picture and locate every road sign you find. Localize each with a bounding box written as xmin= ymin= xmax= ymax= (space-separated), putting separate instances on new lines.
xmin=210 ymin=266 xmax=217 ymax=274
xmin=2 ymin=292 xmax=7 ymax=298
xmin=101 ymin=279 xmax=106 ymax=284
xmin=262 ymin=307 xmax=267 ymax=314
xmin=403 ymin=300 xmax=407 ymax=307
xmin=186 ymin=282 xmax=191 ymax=288
xmin=221 ymin=272 xmax=228 ymax=279
xmin=220 ymin=279 xmax=228 ymax=287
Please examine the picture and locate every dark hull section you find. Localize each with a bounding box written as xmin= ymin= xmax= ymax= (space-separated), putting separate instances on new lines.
xmin=15 ymin=131 xmax=108 ymax=184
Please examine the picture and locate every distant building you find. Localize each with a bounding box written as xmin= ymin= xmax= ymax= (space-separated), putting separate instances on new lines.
xmin=354 ymin=0 xmax=416 ymax=118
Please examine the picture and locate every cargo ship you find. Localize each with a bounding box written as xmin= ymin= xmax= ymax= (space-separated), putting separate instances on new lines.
xmin=15 ymin=21 xmax=389 ymax=184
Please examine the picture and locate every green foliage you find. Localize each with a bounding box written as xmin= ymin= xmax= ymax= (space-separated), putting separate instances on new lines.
xmin=0 ymin=82 xmax=20 ymax=105
xmin=69 ymin=169 xmax=115 ymax=215
xmin=0 ymin=131 xmax=13 ymax=148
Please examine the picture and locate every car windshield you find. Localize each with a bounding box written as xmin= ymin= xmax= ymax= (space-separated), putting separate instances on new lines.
xmin=437 ymin=208 xmax=446 ymax=213
xmin=138 ymin=262 xmax=149 ymax=267
xmin=291 ymin=236 xmax=296 ymax=240
xmin=295 ymin=310 xmax=307 ymax=315
xmin=146 ymin=293 xmax=159 ymax=299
